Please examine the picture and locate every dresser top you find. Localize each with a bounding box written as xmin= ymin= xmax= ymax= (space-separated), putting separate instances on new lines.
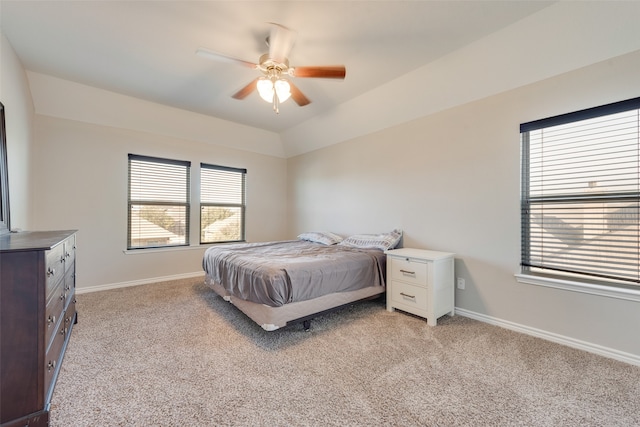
xmin=385 ymin=247 xmax=454 ymax=261
xmin=0 ymin=230 xmax=76 ymax=252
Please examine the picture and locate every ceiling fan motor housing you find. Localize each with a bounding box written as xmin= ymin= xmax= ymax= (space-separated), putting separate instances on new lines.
xmin=259 ymin=53 xmax=289 ymax=79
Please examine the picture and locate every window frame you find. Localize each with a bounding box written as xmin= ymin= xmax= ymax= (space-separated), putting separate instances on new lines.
xmin=127 ymin=154 xmax=191 ymax=250
xmin=519 ymin=97 xmax=640 ymax=296
xmin=199 ymin=163 xmax=247 ymax=245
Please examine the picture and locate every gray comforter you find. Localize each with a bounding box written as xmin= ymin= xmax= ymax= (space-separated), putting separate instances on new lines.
xmin=202 ymin=240 xmax=386 ymax=307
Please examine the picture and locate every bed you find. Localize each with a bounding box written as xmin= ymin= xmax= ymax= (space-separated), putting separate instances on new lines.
xmin=202 ymin=230 xmax=402 ymax=331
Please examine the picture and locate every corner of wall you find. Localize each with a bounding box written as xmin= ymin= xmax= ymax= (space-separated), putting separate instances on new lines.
xmin=0 ymin=31 xmax=36 ymax=230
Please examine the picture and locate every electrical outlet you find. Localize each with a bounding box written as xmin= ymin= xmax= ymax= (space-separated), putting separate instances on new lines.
xmin=456 ymin=278 xmax=466 ymax=290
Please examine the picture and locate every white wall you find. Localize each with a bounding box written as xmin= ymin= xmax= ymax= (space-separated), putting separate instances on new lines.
xmin=281 ymin=1 xmax=640 ymax=157
xmin=31 ymin=94 xmax=288 ymax=291
xmin=0 ymin=32 xmax=35 ymax=229
xmin=287 ymin=49 xmax=640 ymax=361
xmin=27 ymin=72 xmax=285 ymax=158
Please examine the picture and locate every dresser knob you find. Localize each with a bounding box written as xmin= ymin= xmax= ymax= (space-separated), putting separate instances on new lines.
xmin=47 ymin=267 xmax=56 ymax=277
xmin=47 ymin=315 xmax=56 ymax=325
xmin=47 ymin=360 xmax=56 ymax=371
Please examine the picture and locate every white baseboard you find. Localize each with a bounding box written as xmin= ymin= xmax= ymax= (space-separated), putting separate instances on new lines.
xmin=455 ymin=307 xmax=640 ymax=367
xmin=76 ymin=272 xmax=205 ymax=295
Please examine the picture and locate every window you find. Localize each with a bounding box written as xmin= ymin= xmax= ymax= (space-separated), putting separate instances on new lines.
xmin=128 ymin=154 xmax=190 ymax=249
xmin=200 ymin=163 xmax=246 ymax=244
xmin=520 ymin=97 xmax=640 ymax=287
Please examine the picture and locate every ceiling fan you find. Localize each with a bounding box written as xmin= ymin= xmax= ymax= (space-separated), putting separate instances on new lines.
xmin=196 ymin=23 xmax=346 ymax=113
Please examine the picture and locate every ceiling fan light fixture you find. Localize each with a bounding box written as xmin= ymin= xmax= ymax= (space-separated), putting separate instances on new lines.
xmin=274 ymin=79 xmax=291 ymax=103
xmin=257 ymin=76 xmax=292 ymax=113
xmin=257 ymin=77 xmax=274 ymax=102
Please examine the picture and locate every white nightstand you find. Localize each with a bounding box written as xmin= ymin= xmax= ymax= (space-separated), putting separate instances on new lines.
xmin=385 ymin=248 xmax=455 ymax=326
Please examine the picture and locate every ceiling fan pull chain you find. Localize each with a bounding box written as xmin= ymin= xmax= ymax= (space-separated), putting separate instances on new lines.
xmin=273 ymin=93 xmax=280 ymax=114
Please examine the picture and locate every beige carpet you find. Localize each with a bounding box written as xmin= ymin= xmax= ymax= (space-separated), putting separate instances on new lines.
xmin=50 ymin=278 xmax=640 ymax=426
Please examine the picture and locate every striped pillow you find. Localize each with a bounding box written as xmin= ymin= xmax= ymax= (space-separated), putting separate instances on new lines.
xmin=339 ymin=229 xmax=402 ymax=251
xmin=297 ymin=231 xmax=344 ymax=245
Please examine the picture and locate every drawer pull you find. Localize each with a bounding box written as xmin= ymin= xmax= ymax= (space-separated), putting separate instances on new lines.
xmin=400 ymin=292 xmax=416 ymax=299
xmin=400 ymin=269 xmax=416 ymax=275
xmin=47 ymin=267 xmax=56 ymax=277
xmin=47 ymin=315 xmax=56 ymax=326
xmin=47 ymin=360 xmax=56 ymax=371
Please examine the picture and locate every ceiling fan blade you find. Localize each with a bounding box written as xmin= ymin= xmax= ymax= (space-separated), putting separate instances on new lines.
xmin=291 ymin=66 xmax=346 ymax=79
xmin=232 ymin=78 xmax=259 ymax=100
xmin=196 ymin=47 xmax=258 ymax=69
xmin=289 ymin=81 xmax=311 ymax=106
xmin=267 ymin=23 xmax=296 ymax=63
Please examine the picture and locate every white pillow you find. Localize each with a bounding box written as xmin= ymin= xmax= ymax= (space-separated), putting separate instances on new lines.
xmin=297 ymin=231 xmax=344 ymax=245
xmin=339 ymin=229 xmax=403 ymax=251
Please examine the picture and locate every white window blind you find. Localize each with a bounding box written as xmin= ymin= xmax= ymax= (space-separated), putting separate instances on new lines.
xmin=520 ymin=98 xmax=640 ymax=286
xmin=200 ymin=163 xmax=246 ymax=244
xmin=128 ymin=154 xmax=190 ymax=249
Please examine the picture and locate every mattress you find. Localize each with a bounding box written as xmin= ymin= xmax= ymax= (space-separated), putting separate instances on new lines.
xmin=202 ymin=240 xmax=386 ymax=307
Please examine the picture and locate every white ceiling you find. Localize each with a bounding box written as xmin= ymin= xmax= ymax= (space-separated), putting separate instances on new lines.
xmin=1 ymin=1 xmax=553 ymax=134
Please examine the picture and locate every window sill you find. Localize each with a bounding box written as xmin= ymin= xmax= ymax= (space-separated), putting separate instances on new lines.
xmin=515 ymin=273 xmax=640 ymax=303
xmin=123 ymin=241 xmax=246 ymax=255
xmin=123 ymin=245 xmax=208 ymax=255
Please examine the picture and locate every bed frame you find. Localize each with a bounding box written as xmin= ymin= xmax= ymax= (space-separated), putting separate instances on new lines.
xmin=206 ymin=276 xmax=385 ymax=331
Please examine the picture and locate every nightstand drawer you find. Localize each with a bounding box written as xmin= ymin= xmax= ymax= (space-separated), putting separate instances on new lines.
xmin=389 ymin=257 xmax=428 ymax=286
xmin=390 ymin=281 xmax=428 ymax=310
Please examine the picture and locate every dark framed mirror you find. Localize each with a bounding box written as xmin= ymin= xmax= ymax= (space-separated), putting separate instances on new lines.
xmin=0 ymin=102 xmax=10 ymax=235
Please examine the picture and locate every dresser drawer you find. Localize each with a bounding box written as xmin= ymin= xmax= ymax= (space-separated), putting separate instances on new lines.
xmin=63 ymin=235 xmax=76 ymax=273
xmin=390 ymin=281 xmax=428 ymax=312
xmin=45 ymin=274 xmax=65 ymax=306
xmin=63 ymin=267 xmax=75 ymax=309
xmin=45 ymin=244 xmax=65 ymax=297
xmin=64 ymin=297 xmax=76 ymax=339
xmin=45 ymin=287 xmax=65 ymax=351
xmin=389 ymin=256 xmax=428 ymax=287
xmin=44 ymin=321 xmax=66 ymax=396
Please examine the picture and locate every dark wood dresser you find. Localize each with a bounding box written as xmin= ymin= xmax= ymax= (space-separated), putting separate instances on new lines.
xmin=0 ymin=230 xmax=77 ymax=427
